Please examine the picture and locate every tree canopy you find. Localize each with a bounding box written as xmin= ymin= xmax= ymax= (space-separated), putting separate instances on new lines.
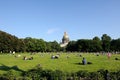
xmin=0 ymin=30 xmax=119 ymax=53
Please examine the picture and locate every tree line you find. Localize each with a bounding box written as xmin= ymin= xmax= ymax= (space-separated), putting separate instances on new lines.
xmin=66 ymin=34 xmax=120 ymax=52
xmin=0 ymin=30 xmax=120 ymax=53
xmin=0 ymin=30 xmax=61 ymax=53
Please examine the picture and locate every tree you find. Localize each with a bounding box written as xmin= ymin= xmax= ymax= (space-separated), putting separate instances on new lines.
xmin=76 ymin=39 xmax=91 ymax=52
xmin=24 ymin=37 xmax=35 ymax=52
xmin=45 ymin=42 xmax=52 ymax=52
xmin=24 ymin=37 xmax=46 ymax=52
xmin=66 ymin=41 xmax=77 ymax=52
xmin=92 ymin=36 xmax=102 ymax=52
xmin=101 ymin=34 xmax=111 ymax=52
xmin=36 ymin=39 xmax=46 ymax=52
xmin=110 ymin=38 xmax=120 ymax=52
xmin=18 ymin=39 xmax=26 ymax=52
xmin=50 ymin=41 xmax=60 ymax=52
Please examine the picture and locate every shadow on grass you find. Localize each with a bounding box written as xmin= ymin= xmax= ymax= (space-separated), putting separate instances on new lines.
xmin=74 ymin=62 xmax=83 ymax=65
xmin=74 ymin=62 xmax=93 ymax=65
xmin=0 ymin=64 xmax=24 ymax=72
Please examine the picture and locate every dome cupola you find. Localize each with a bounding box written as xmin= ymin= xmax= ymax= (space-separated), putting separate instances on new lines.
xmin=62 ymin=32 xmax=69 ymax=44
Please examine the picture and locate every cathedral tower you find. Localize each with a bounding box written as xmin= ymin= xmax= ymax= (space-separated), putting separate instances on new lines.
xmin=60 ymin=32 xmax=69 ymax=47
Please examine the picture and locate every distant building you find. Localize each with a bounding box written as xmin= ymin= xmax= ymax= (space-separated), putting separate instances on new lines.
xmin=60 ymin=32 xmax=69 ymax=47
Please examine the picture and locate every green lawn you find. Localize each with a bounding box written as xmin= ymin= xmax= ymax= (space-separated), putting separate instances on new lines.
xmin=0 ymin=52 xmax=120 ymax=75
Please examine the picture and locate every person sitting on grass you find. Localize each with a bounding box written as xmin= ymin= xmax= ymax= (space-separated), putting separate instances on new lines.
xmin=82 ymin=57 xmax=87 ymax=65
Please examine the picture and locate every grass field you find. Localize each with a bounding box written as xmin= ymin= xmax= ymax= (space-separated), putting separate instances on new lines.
xmin=0 ymin=52 xmax=120 ymax=75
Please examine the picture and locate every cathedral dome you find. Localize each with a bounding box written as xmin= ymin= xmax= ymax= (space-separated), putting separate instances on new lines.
xmin=62 ymin=32 xmax=69 ymax=44
xmin=63 ymin=32 xmax=69 ymax=39
xmin=60 ymin=32 xmax=70 ymax=47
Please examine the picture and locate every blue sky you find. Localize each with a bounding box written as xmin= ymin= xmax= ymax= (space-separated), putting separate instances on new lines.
xmin=0 ymin=0 xmax=120 ymax=42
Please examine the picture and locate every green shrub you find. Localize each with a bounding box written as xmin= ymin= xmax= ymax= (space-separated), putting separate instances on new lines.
xmin=24 ymin=67 xmax=43 ymax=80
xmin=41 ymin=69 xmax=53 ymax=80
xmin=51 ymin=70 xmax=65 ymax=80
xmin=0 ymin=75 xmax=9 ymax=80
xmin=89 ymin=71 xmax=104 ymax=80
xmin=111 ymin=70 xmax=120 ymax=80
xmin=2 ymin=67 xmax=120 ymax=80
xmin=76 ymin=70 xmax=89 ymax=78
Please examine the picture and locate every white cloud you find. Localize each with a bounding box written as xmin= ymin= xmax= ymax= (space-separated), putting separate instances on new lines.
xmin=47 ymin=28 xmax=59 ymax=34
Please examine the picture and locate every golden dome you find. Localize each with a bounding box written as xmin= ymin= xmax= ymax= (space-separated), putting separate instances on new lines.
xmin=62 ymin=32 xmax=69 ymax=44
xmin=60 ymin=32 xmax=70 ymax=47
xmin=63 ymin=32 xmax=69 ymax=39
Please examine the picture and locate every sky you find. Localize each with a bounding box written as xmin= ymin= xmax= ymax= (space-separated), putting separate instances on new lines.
xmin=0 ymin=0 xmax=120 ymax=42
